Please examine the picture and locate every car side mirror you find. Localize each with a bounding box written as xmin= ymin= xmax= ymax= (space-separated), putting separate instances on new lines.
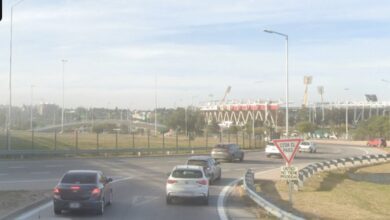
xmin=107 ymin=178 xmax=113 ymax=183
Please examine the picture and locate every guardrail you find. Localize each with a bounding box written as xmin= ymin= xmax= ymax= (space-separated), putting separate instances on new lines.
xmin=0 ymin=147 xmax=209 ymax=158
xmin=243 ymin=169 xmax=304 ymax=220
xmin=296 ymin=153 xmax=390 ymax=189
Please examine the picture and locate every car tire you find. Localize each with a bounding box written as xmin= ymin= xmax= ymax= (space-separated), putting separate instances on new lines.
xmin=107 ymin=190 xmax=113 ymax=206
xmin=54 ymin=207 xmax=61 ymax=215
xmin=166 ymin=196 xmax=172 ymax=205
xmin=202 ymin=195 xmax=209 ymax=205
xmin=96 ymin=199 xmax=105 ymax=215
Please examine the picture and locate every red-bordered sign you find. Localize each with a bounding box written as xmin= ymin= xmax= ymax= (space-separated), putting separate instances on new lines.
xmin=272 ymin=139 xmax=302 ymax=165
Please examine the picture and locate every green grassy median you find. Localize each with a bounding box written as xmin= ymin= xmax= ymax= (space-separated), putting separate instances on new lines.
xmin=256 ymin=162 xmax=390 ymax=219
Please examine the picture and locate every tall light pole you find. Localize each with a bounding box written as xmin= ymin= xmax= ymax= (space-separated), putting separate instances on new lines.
xmin=30 ymin=85 xmax=35 ymax=131
xmin=8 ymin=0 xmax=27 ymax=151
xmin=154 ymin=74 xmax=157 ymax=136
xmin=264 ymin=29 xmax=289 ymax=138
xmin=344 ymin=88 xmax=349 ymax=139
xmin=61 ymin=59 xmax=67 ymax=133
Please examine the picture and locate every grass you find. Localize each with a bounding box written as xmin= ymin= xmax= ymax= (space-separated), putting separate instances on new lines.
xmin=0 ymin=130 xmax=265 ymax=152
xmin=256 ymin=162 xmax=390 ymax=220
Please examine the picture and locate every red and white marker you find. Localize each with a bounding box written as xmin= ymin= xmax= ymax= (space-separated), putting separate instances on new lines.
xmin=272 ymin=139 xmax=302 ymax=165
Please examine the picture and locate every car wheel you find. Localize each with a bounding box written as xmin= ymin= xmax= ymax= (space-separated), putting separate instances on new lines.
xmin=96 ymin=199 xmax=105 ymax=215
xmin=107 ymin=190 xmax=113 ymax=206
xmin=202 ymin=195 xmax=209 ymax=205
xmin=166 ymin=196 xmax=172 ymax=205
xmin=54 ymin=207 xmax=61 ymax=215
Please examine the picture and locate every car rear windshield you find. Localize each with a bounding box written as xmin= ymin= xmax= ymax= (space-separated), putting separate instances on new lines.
xmin=187 ymin=160 xmax=208 ymax=167
xmin=61 ymin=173 xmax=97 ymax=184
xmin=214 ymin=144 xmax=230 ymax=149
xmin=172 ymin=169 xmax=203 ymax=179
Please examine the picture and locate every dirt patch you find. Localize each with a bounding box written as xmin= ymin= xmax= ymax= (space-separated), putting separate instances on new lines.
xmin=0 ymin=190 xmax=51 ymax=219
xmin=255 ymin=162 xmax=390 ymax=220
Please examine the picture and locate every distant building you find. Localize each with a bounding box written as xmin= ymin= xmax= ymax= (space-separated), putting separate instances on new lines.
xmin=38 ymin=103 xmax=59 ymax=117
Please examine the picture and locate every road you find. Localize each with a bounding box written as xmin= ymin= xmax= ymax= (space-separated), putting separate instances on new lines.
xmin=0 ymin=144 xmax=383 ymax=220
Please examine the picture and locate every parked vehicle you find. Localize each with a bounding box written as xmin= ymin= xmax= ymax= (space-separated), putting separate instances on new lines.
xmin=166 ymin=165 xmax=209 ymax=205
xmin=211 ymin=143 xmax=244 ymax=162
xmin=299 ymin=141 xmax=317 ymax=153
xmin=367 ymin=138 xmax=387 ymax=147
xmin=53 ymin=170 xmax=113 ymax=215
xmin=186 ymin=156 xmax=221 ymax=184
xmin=265 ymin=142 xmax=281 ymax=158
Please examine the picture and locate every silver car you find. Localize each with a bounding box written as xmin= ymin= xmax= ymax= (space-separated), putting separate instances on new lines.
xmin=265 ymin=142 xmax=281 ymax=158
xmin=186 ymin=156 xmax=221 ymax=184
xmin=211 ymin=143 xmax=244 ymax=162
xmin=299 ymin=141 xmax=317 ymax=153
xmin=166 ymin=165 xmax=209 ymax=205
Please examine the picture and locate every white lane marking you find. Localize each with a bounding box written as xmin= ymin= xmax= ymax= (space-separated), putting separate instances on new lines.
xmin=9 ymin=166 xmax=25 ymax=169
xmin=15 ymin=176 xmax=134 ymax=220
xmin=218 ymin=178 xmax=242 ymax=220
xmin=44 ymin=164 xmax=64 ymax=168
xmin=30 ymin=171 xmax=51 ymax=175
xmin=15 ymin=201 xmax=53 ymax=220
xmin=0 ymin=178 xmax=58 ymax=184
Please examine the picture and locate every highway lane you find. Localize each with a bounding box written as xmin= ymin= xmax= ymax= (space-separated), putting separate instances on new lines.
xmin=2 ymin=144 xmax=384 ymax=220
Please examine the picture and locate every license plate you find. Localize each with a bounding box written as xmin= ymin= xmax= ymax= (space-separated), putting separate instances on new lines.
xmin=69 ymin=202 xmax=80 ymax=209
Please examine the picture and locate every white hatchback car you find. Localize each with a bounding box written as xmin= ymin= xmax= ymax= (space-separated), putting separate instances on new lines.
xmin=265 ymin=142 xmax=281 ymax=158
xmin=299 ymin=141 xmax=317 ymax=153
xmin=166 ymin=165 xmax=209 ymax=205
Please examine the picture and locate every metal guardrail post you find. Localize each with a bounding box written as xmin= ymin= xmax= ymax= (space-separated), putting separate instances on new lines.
xmin=132 ymin=132 xmax=135 ymax=148
xmin=236 ymin=132 xmax=238 ymax=144
xmin=242 ymin=132 xmax=245 ymax=149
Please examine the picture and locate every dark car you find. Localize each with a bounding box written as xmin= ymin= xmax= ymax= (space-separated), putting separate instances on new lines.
xmin=367 ymin=138 xmax=387 ymax=147
xmin=211 ymin=143 xmax=244 ymax=162
xmin=186 ymin=156 xmax=222 ymax=184
xmin=53 ymin=170 xmax=113 ymax=215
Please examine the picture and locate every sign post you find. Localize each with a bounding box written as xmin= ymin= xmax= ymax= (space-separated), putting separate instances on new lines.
xmin=272 ymin=138 xmax=302 ymax=204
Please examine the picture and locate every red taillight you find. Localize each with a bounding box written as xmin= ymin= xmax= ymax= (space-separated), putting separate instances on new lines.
xmin=91 ymin=188 xmax=101 ymax=196
xmin=70 ymin=185 xmax=80 ymax=191
xmin=167 ymin=179 xmax=177 ymax=184
xmin=197 ymin=179 xmax=208 ymax=185
xmin=53 ymin=187 xmax=60 ymax=194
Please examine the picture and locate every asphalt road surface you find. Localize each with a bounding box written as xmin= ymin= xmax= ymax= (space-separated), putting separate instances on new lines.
xmin=0 ymin=144 xmax=383 ymax=220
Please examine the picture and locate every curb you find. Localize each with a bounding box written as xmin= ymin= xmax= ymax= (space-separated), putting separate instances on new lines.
xmin=1 ymin=197 xmax=51 ymax=220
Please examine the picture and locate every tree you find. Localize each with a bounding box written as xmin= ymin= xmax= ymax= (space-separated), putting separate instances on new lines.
xmin=296 ymin=121 xmax=316 ymax=134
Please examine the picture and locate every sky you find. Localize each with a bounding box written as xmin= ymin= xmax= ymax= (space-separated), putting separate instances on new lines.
xmin=1 ymin=0 xmax=390 ymax=109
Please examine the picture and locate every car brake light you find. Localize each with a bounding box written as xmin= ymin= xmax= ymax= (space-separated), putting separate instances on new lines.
xmin=91 ymin=188 xmax=101 ymax=196
xmin=53 ymin=187 xmax=60 ymax=194
xmin=197 ymin=179 xmax=208 ymax=185
xmin=167 ymin=179 xmax=177 ymax=184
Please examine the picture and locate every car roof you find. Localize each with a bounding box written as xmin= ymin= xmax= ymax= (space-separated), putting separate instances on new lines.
xmin=174 ymin=165 xmax=204 ymax=170
xmin=187 ymin=156 xmax=212 ymax=160
xmin=66 ymin=170 xmax=101 ymax=174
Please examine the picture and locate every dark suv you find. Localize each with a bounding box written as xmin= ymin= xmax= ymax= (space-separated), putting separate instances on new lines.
xmin=53 ymin=170 xmax=113 ymax=215
xmin=211 ymin=143 xmax=244 ymax=162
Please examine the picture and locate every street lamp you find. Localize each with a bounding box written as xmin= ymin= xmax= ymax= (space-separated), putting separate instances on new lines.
xmin=8 ymin=0 xmax=28 ymax=150
xmin=264 ymin=29 xmax=289 ymax=137
xmin=61 ymin=59 xmax=68 ymax=133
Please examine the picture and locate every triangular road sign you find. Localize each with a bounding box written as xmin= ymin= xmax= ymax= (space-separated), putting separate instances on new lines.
xmin=272 ymin=139 xmax=302 ymax=165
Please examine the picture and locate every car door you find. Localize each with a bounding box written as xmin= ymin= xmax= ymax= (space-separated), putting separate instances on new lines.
xmin=99 ymin=173 xmax=109 ymax=203
xmin=211 ymin=158 xmax=221 ymax=178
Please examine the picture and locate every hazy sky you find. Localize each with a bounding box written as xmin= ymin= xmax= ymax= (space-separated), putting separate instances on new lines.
xmin=1 ymin=0 xmax=390 ymax=109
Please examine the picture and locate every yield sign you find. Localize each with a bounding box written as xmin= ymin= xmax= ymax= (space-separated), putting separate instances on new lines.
xmin=272 ymin=139 xmax=302 ymax=165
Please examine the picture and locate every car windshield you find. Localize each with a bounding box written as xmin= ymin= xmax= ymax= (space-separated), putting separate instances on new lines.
xmin=187 ymin=160 xmax=208 ymax=167
xmin=61 ymin=173 xmax=97 ymax=184
xmin=172 ymin=170 xmax=203 ymax=179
